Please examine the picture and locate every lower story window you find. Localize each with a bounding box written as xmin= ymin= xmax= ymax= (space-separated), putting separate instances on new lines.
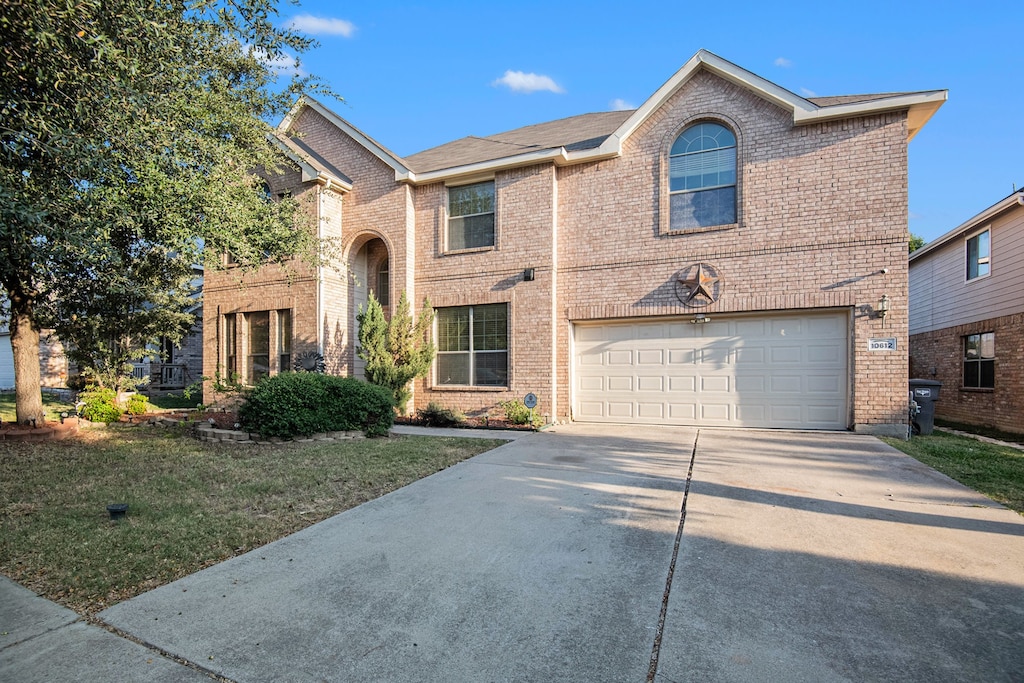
xmin=436 ymin=304 xmax=508 ymax=387
xmin=223 ymin=309 xmax=292 ymax=384
xmin=963 ymin=332 xmax=995 ymax=388
xmin=247 ymin=311 xmax=270 ymax=383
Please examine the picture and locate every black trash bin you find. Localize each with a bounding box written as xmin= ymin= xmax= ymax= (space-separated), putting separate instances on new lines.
xmin=910 ymin=379 xmax=942 ymax=435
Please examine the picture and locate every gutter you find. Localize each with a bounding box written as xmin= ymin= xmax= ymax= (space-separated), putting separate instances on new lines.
xmin=911 ymin=191 xmax=1024 ymax=262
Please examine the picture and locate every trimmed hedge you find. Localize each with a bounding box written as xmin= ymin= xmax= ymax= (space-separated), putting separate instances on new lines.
xmin=238 ymin=373 xmax=395 ymax=439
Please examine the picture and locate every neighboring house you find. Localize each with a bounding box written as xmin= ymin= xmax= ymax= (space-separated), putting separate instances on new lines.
xmin=1 ymin=269 xmax=204 ymax=395
xmin=0 ymin=327 xmax=70 ymax=390
xmin=204 ymin=50 xmax=946 ymax=436
xmin=909 ymin=189 xmax=1024 ymax=434
xmin=132 ymin=310 xmax=204 ymax=396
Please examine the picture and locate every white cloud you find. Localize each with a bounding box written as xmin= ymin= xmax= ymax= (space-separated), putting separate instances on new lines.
xmin=250 ymin=46 xmax=305 ymax=77
xmin=287 ymin=15 xmax=356 ymax=37
xmin=800 ymin=87 xmax=818 ymax=97
xmin=492 ymin=70 xmax=565 ymax=94
xmin=610 ymin=98 xmax=636 ymax=111
xmin=774 ymin=57 xmax=793 ymax=68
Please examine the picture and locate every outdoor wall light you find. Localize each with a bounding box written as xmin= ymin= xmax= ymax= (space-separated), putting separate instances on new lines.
xmin=690 ymin=315 xmax=712 ymax=324
xmin=877 ymin=294 xmax=890 ymax=319
xmin=523 ymin=268 xmax=535 ymax=282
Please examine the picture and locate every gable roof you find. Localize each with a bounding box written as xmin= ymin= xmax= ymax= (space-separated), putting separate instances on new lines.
xmin=270 ymin=133 xmax=353 ymax=192
xmin=278 ymin=95 xmax=413 ymax=181
xmin=910 ymin=188 xmax=1024 ymax=262
xmin=282 ymin=49 xmax=946 ymax=185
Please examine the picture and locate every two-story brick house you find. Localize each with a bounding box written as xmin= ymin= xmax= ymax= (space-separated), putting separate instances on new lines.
xmin=909 ymin=189 xmax=1024 ymax=434
xmin=203 ymin=50 xmax=945 ymax=436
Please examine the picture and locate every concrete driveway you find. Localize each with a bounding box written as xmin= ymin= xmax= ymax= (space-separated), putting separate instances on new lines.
xmin=54 ymin=426 xmax=1024 ymax=680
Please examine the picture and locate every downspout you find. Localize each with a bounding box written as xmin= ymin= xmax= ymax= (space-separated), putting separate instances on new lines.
xmin=317 ymin=185 xmax=325 ymax=357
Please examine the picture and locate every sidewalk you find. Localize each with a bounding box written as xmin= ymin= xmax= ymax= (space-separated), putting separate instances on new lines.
xmin=0 ymin=575 xmax=207 ymax=682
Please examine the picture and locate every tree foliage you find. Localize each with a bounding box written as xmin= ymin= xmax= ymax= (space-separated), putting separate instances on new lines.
xmin=357 ymin=292 xmax=435 ymax=413
xmin=909 ymin=233 xmax=926 ymax=253
xmin=0 ymin=0 xmax=330 ymax=422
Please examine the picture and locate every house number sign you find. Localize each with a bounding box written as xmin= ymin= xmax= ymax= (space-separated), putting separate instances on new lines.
xmin=868 ymin=337 xmax=897 ymax=351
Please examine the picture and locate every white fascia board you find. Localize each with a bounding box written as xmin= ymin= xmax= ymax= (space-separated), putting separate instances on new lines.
xmin=603 ymin=49 xmax=947 ymax=149
xmin=282 ymin=95 xmax=412 ymax=181
xmin=910 ymin=192 xmax=1024 ymax=262
xmin=601 ymin=50 xmax=815 ymax=155
xmin=409 ymin=147 xmax=570 ymax=185
xmin=795 ymin=90 xmax=947 ymax=143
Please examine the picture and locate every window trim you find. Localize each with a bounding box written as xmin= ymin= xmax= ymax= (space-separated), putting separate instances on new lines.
xmin=662 ymin=118 xmax=739 ymax=235
xmin=962 ymin=331 xmax=995 ymax=390
xmin=434 ymin=303 xmax=509 ymax=388
xmin=965 ymin=227 xmax=991 ymax=282
xmin=445 ymin=179 xmax=496 ymax=253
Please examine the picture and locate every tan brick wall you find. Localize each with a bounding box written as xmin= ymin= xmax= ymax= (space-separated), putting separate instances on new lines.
xmin=550 ymin=71 xmax=909 ymax=430
xmin=910 ymin=313 xmax=1024 ymax=435
xmin=204 ymin=69 xmax=914 ymax=432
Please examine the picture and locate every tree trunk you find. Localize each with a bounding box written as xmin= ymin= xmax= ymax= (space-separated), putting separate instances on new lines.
xmin=9 ymin=300 xmax=44 ymax=425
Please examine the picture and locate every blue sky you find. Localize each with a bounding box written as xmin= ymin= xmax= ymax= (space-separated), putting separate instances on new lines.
xmin=277 ymin=0 xmax=1021 ymax=243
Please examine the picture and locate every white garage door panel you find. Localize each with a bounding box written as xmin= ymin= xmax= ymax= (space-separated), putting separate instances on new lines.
xmin=573 ymin=311 xmax=848 ymax=430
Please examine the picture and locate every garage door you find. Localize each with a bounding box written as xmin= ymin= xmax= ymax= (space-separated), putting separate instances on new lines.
xmin=573 ymin=311 xmax=848 ymax=429
xmin=0 ymin=333 xmax=14 ymax=389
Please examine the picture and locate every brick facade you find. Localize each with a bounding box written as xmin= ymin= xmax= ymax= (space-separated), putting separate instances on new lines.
xmin=910 ymin=313 xmax=1024 ymax=434
xmin=203 ymin=53 xmax=942 ymax=435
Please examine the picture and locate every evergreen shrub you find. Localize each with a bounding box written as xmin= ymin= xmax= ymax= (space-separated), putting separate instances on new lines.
xmin=238 ymin=373 xmax=394 ymax=438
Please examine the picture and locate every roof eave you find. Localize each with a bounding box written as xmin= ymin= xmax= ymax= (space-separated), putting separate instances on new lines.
xmin=268 ymin=134 xmax=353 ymax=192
xmin=280 ymin=96 xmax=413 ymax=182
xmin=607 ymin=49 xmax=947 ymax=147
xmin=910 ymin=191 xmax=1024 ymax=262
xmin=793 ymin=90 xmax=948 ymax=141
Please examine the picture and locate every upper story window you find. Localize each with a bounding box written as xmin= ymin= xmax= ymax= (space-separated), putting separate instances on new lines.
xmin=966 ymin=228 xmax=990 ymax=281
xmin=669 ymin=122 xmax=737 ymax=230
xmin=448 ymin=181 xmax=495 ymax=250
xmin=963 ymin=332 xmax=994 ymax=389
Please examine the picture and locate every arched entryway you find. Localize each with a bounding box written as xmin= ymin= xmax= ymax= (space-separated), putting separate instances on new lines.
xmin=347 ymin=234 xmax=390 ymax=379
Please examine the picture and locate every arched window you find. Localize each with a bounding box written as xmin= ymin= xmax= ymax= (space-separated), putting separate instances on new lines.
xmin=668 ymin=122 xmax=737 ymax=230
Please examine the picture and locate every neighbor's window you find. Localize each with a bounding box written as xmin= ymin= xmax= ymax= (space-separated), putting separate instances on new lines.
xmin=436 ymin=304 xmax=508 ymax=386
xmin=669 ymin=121 xmax=737 ymax=230
xmin=963 ymin=332 xmax=995 ymax=389
xmin=966 ymin=229 xmax=991 ymax=280
xmin=447 ymin=181 xmax=495 ymax=250
xmin=247 ymin=311 xmax=270 ymax=383
xmin=277 ymin=309 xmax=292 ymax=372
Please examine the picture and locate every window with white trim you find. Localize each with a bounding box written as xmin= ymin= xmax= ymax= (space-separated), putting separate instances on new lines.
xmin=447 ymin=181 xmax=495 ymax=250
xmin=966 ymin=229 xmax=990 ymax=280
xmin=669 ymin=122 xmax=737 ymax=230
xmin=436 ymin=304 xmax=508 ymax=386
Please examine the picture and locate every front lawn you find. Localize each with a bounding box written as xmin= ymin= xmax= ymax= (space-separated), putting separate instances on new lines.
xmin=0 ymin=391 xmax=76 ymax=423
xmin=0 ymin=426 xmax=505 ymax=615
xmin=882 ymin=430 xmax=1024 ymax=515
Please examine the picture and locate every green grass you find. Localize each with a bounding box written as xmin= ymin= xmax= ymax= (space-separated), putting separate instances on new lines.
xmin=0 ymin=426 xmax=505 ymax=615
xmin=0 ymin=392 xmax=76 ymax=422
xmin=882 ymin=430 xmax=1024 ymax=515
xmin=934 ymin=418 xmax=1024 ymax=446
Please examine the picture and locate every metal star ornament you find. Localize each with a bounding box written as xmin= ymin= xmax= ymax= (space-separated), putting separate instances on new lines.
xmin=674 ymin=263 xmax=723 ymax=307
